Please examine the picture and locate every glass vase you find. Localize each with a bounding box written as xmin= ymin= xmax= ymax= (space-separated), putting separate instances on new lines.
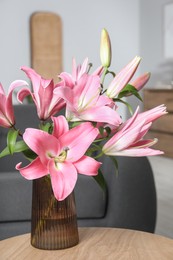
xmin=31 ymin=176 xmax=79 ymax=250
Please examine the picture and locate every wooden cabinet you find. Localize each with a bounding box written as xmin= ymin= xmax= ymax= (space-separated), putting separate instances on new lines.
xmin=143 ymin=88 xmax=173 ymax=158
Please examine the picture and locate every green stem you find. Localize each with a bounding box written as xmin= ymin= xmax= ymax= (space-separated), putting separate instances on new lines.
xmin=31 ymin=194 xmax=55 ymax=245
xmin=101 ymin=67 xmax=108 ymax=85
xmin=93 ymin=151 xmax=104 ymax=159
xmin=12 ymin=125 xmax=23 ymax=137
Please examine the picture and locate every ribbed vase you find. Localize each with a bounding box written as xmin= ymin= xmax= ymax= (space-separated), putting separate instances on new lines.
xmin=31 ymin=176 xmax=79 ymax=250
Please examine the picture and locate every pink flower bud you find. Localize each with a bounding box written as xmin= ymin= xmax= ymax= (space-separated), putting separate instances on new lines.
xmin=131 ymin=72 xmax=151 ymax=91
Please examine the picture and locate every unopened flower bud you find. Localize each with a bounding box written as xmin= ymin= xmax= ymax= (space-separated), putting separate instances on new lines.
xmin=131 ymin=72 xmax=151 ymax=91
xmin=100 ymin=28 xmax=112 ymax=68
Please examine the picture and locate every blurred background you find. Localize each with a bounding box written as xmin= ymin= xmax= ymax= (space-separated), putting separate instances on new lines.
xmin=0 ymin=0 xmax=172 ymax=115
xmin=0 ymin=0 xmax=173 ymax=238
xmin=0 ymin=0 xmax=139 ymax=88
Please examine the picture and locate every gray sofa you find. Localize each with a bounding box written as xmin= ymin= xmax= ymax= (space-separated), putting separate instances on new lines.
xmin=0 ymin=105 xmax=157 ymax=240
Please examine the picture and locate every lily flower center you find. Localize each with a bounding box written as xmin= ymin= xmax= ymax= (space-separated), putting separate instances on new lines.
xmin=48 ymin=147 xmax=69 ymax=164
xmin=55 ymin=149 xmax=68 ymax=163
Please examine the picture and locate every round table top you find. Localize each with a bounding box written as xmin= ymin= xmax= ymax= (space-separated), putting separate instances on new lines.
xmin=0 ymin=227 xmax=173 ymax=259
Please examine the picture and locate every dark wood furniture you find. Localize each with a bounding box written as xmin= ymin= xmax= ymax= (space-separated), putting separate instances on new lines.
xmin=143 ymin=88 xmax=173 ymax=158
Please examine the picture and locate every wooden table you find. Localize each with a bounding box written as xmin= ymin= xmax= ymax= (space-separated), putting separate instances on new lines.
xmin=0 ymin=228 xmax=173 ymax=259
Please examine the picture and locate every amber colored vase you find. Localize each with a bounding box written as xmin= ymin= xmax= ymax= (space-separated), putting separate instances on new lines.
xmin=31 ymin=176 xmax=79 ymax=250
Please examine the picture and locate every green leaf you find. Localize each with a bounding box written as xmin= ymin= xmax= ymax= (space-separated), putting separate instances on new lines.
xmin=114 ymin=98 xmax=134 ymax=115
xmin=39 ymin=122 xmax=52 ymax=133
xmin=23 ymin=149 xmax=37 ymax=161
xmin=93 ymin=169 xmax=107 ymax=192
xmin=118 ymin=84 xmax=143 ymax=101
xmin=107 ymin=70 xmax=116 ymax=78
xmin=99 ymin=126 xmax=104 ymax=136
xmin=7 ymin=129 xmax=19 ymax=154
xmin=104 ymin=126 xmax=111 ymax=136
xmin=86 ymin=143 xmax=102 ymax=158
xmin=0 ymin=140 xmax=28 ymax=158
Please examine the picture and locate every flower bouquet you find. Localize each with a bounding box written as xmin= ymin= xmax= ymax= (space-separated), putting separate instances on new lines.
xmin=0 ymin=29 xmax=167 ymax=249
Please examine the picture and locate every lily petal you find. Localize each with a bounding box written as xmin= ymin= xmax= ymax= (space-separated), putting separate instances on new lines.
xmin=49 ymin=160 xmax=77 ymax=201
xmin=79 ymin=106 xmax=122 ymax=126
xmin=16 ymin=157 xmax=48 ymax=179
xmin=131 ymin=72 xmax=151 ymax=91
xmin=17 ymin=87 xmax=32 ymax=103
xmin=105 ymin=148 xmax=163 ymax=157
xmin=21 ymin=66 xmax=41 ymax=93
xmin=7 ymin=80 xmax=28 ymax=124
xmin=74 ymin=155 xmax=101 ymax=176
xmin=54 ymin=86 xmax=74 ymax=109
xmin=0 ymin=80 xmax=28 ymax=128
xmin=106 ymin=56 xmax=141 ymax=98
xmin=59 ymin=72 xmax=74 ymax=88
xmin=102 ymin=104 xmax=165 ymax=157
xmin=23 ymin=128 xmax=60 ymax=165
xmin=52 ymin=115 xmax=69 ymax=138
xmin=59 ymin=122 xmax=98 ymax=162
xmin=77 ymin=75 xmax=100 ymax=109
xmin=137 ymin=104 xmax=167 ymax=124
xmin=77 ymin=57 xmax=89 ymax=79
xmin=21 ymin=66 xmax=64 ymax=120
xmin=102 ymin=127 xmax=141 ymax=154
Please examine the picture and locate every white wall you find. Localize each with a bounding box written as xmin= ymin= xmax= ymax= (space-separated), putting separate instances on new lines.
xmin=0 ymin=0 xmax=140 ymax=117
xmin=140 ymin=0 xmax=173 ymax=82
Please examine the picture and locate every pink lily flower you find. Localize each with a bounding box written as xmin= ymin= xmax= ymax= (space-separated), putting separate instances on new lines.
xmin=102 ymin=106 xmax=165 ymax=157
xmin=59 ymin=58 xmax=103 ymax=88
xmin=16 ymin=116 xmax=101 ymax=201
xmin=106 ymin=56 xmax=141 ymax=98
xmin=131 ymin=72 xmax=151 ymax=91
xmin=59 ymin=58 xmax=89 ymax=88
xmin=17 ymin=66 xmax=65 ymax=120
xmin=55 ymin=73 xmax=122 ymax=126
xmin=134 ymin=104 xmax=167 ymax=125
xmin=0 ymin=80 xmax=28 ymax=128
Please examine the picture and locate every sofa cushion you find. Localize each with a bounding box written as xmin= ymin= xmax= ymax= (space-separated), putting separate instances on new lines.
xmin=0 ymin=222 xmax=31 ymax=240
xmin=0 ymin=172 xmax=32 ymax=222
xmin=0 ymin=104 xmax=39 ymax=171
xmin=75 ymin=174 xmax=107 ymax=219
xmin=0 ymin=172 xmax=107 ymax=222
